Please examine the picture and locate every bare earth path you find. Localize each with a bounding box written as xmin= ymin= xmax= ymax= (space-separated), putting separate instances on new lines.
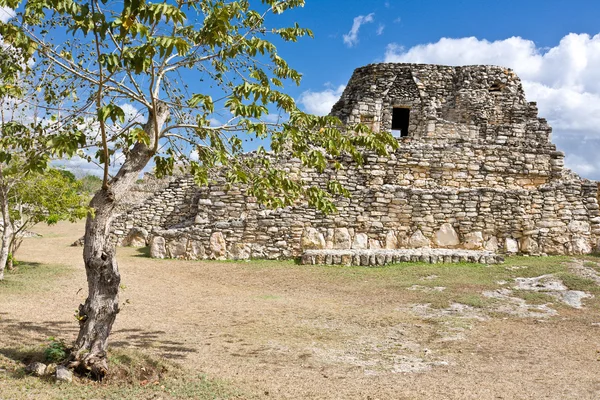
xmin=2 ymin=221 xmax=600 ymax=399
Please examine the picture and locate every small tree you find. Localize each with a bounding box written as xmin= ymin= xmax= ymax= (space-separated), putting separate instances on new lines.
xmin=8 ymin=168 xmax=88 ymax=267
xmin=0 ymin=0 xmax=398 ymax=377
xmin=0 ymin=43 xmax=51 ymax=279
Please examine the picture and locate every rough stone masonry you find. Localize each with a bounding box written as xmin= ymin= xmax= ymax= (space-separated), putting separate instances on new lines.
xmin=111 ymin=63 xmax=600 ymax=263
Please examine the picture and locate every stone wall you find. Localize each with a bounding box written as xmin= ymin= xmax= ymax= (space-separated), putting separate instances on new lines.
xmin=115 ymin=169 xmax=599 ymax=260
xmin=111 ymin=63 xmax=600 ymax=261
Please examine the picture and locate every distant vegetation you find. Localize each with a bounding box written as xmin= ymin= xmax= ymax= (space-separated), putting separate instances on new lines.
xmin=78 ymin=175 xmax=103 ymax=197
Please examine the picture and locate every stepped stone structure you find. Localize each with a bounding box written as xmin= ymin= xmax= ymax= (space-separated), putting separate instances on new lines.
xmin=112 ymin=63 xmax=600 ymax=263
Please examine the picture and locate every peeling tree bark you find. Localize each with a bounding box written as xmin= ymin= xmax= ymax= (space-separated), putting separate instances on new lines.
xmin=69 ymin=104 xmax=169 ymax=378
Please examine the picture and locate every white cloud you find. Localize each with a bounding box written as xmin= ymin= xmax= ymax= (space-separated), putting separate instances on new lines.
xmin=297 ymin=85 xmax=346 ymax=116
xmin=0 ymin=7 xmax=15 ymax=23
xmin=384 ymin=33 xmax=600 ymax=179
xmin=343 ymin=13 xmax=375 ymax=48
xmin=377 ymin=24 xmax=385 ymax=36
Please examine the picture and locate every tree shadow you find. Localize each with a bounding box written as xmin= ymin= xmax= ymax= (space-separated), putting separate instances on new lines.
xmin=110 ymin=328 xmax=197 ymax=360
xmin=0 ymin=314 xmax=197 ymax=366
xmin=0 ymin=317 xmax=78 ymax=344
xmin=133 ymin=247 xmax=151 ymax=258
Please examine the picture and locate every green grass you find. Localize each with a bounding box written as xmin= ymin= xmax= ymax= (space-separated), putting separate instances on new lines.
xmin=0 ymin=261 xmax=73 ymax=294
xmin=511 ymin=290 xmax=557 ymax=305
xmin=556 ymin=273 xmax=598 ymax=293
xmin=0 ymin=347 xmax=247 ymax=400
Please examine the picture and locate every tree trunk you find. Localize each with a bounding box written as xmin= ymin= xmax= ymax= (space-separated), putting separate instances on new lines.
xmin=69 ymin=104 xmax=169 ymax=379
xmin=0 ymin=185 xmax=12 ymax=280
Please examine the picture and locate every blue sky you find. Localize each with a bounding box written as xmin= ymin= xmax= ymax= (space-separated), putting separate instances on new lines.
xmin=3 ymin=1 xmax=600 ymax=179
xmin=274 ymin=0 xmax=600 ymax=180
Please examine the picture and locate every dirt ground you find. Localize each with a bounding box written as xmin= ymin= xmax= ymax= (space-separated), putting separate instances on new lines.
xmin=2 ymin=221 xmax=600 ymax=399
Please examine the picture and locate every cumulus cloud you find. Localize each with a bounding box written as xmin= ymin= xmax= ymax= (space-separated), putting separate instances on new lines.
xmin=384 ymin=33 xmax=600 ymax=179
xmin=343 ymin=13 xmax=375 ymax=48
xmin=297 ymin=85 xmax=346 ymax=116
xmin=0 ymin=6 xmax=15 ymax=23
xmin=377 ymin=24 xmax=385 ymax=36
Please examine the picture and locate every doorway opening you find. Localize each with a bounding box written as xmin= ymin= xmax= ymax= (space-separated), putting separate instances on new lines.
xmin=391 ymin=107 xmax=410 ymax=137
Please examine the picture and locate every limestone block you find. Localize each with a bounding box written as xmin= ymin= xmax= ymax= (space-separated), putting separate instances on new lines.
xmin=484 ymin=236 xmax=499 ymax=252
xmin=189 ymin=240 xmax=205 ymax=260
xmin=352 ymin=233 xmax=369 ymax=249
xmin=519 ymin=236 xmax=539 ymax=254
xmin=568 ymin=221 xmax=590 ymax=234
xmin=409 ymin=230 xmax=431 ymax=248
xmin=333 ymin=228 xmax=351 ymax=249
xmin=167 ymin=237 xmax=188 ymax=259
xmin=571 ymin=237 xmax=592 ymax=255
xmin=385 ymin=231 xmax=398 ymax=249
xmin=210 ymin=232 xmax=227 ymax=258
xmin=301 ymin=227 xmax=326 ymax=250
xmin=122 ymin=227 xmax=148 ymax=247
xmin=462 ymin=231 xmax=484 ymax=250
xmin=505 ymin=238 xmax=519 ymax=253
xmin=369 ymin=239 xmax=382 ymax=249
xmin=251 ymin=244 xmax=266 ymax=259
xmin=25 ymin=362 xmax=47 ymax=376
xmin=149 ymin=236 xmax=167 ymax=259
xmin=434 ymin=223 xmax=460 ymax=247
xmin=325 ymin=228 xmax=335 ymax=249
xmin=55 ymin=366 xmax=73 ymax=383
xmin=230 ymin=243 xmax=251 ymax=260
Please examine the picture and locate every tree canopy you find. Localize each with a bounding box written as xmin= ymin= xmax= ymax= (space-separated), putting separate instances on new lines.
xmin=0 ymin=0 xmax=398 ymax=378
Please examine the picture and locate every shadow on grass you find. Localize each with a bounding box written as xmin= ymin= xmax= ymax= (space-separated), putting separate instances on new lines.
xmin=0 ymin=314 xmax=197 ymax=364
xmin=133 ymin=246 xmax=151 ymax=258
xmin=110 ymin=328 xmax=197 ymax=360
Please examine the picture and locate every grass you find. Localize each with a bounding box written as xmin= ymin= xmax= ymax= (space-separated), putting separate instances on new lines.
xmin=511 ymin=290 xmax=557 ymax=305
xmin=0 ymin=347 xmax=246 ymax=400
xmin=0 ymin=261 xmax=73 ymax=294
xmin=556 ymin=273 xmax=598 ymax=292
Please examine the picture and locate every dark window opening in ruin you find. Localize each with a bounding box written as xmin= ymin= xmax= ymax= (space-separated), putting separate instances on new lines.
xmin=392 ymin=107 xmax=410 ymax=137
xmin=489 ymin=82 xmax=505 ymax=92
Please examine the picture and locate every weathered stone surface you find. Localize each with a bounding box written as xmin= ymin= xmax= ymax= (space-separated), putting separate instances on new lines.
xmin=301 ymin=228 xmax=326 ymax=250
xmin=352 ymin=233 xmax=369 ymax=250
xmin=434 ymin=223 xmax=460 ymax=247
xmin=189 ymin=240 xmax=205 ymax=259
xmin=300 ymin=248 xmax=503 ymax=266
xmin=368 ymin=238 xmax=382 ymax=249
xmin=167 ymin=237 xmax=188 ymax=259
xmin=385 ymin=231 xmax=398 ymax=249
xmin=110 ymin=64 xmax=600 ymax=260
xmin=55 ymin=366 xmax=73 ymax=383
xmin=409 ymin=230 xmax=431 ymax=248
xmin=209 ymin=232 xmax=227 ymax=258
xmin=572 ymin=237 xmax=592 ymax=255
xmin=484 ymin=236 xmax=499 ymax=252
xmin=333 ymin=228 xmax=351 ymax=249
xmin=568 ymin=221 xmax=590 ymax=234
xmin=230 ymin=243 xmax=251 ymax=260
xmin=25 ymin=362 xmax=46 ymax=376
xmin=463 ymin=231 xmax=484 ymax=250
xmin=505 ymin=238 xmax=519 ymax=253
xmin=149 ymin=236 xmax=167 ymax=259
xmin=520 ymin=236 xmax=540 ymax=254
xmin=122 ymin=227 xmax=148 ymax=247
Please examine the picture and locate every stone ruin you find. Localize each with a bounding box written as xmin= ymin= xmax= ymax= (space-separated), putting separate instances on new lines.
xmin=112 ymin=63 xmax=600 ymax=265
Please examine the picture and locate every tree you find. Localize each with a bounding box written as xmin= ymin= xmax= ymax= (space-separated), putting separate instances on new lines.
xmin=0 ymin=0 xmax=398 ymax=377
xmin=7 ymin=168 xmax=88 ymax=268
xmin=0 ymin=43 xmax=51 ymax=279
